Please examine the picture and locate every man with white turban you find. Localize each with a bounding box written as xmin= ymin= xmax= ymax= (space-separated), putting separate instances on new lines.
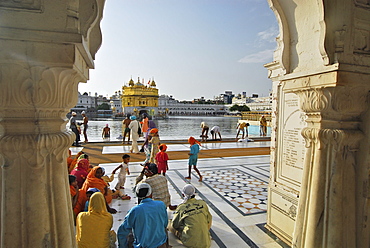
xmin=169 ymin=184 xmax=212 ymax=248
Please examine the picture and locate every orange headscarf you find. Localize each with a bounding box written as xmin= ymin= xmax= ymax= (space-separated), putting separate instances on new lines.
xmin=81 ymin=166 xmax=111 ymax=201
xmin=157 ymin=144 xmax=168 ymax=161
xmin=149 ymin=128 xmax=158 ymax=134
xmin=188 ymin=136 xmax=201 ymax=146
xmin=82 ymin=166 xmax=112 ymax=203
xmin=159 ymin=144 xmax=167 ymax=151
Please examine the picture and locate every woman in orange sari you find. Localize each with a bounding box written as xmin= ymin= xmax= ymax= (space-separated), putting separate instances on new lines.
xmin=82 ymin=166 xmax=116 ymax=213
xmin=69 ymin=175 xmax=87 ymax=220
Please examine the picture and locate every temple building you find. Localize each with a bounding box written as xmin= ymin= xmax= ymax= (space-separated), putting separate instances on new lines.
xmin=121 ymin=77 xmax=159 ymax=117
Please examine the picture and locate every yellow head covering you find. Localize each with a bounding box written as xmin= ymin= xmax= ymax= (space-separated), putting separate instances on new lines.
xmin=88 ymin=192 xmax=110 ymax=216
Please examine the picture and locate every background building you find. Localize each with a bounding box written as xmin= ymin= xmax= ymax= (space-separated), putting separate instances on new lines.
xmin=158 ymin=94 xmax=227 ymax=116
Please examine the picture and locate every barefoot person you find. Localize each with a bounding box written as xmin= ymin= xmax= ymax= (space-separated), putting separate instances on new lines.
xmin=122 ymin=114 xmax=131 ymax=144
xmin=81 ymin=111 xmax=89 ymax=143
xmin=102 ymin=124 xmax=111 ymax=141
xmin=169 ymin=184 xmax=212 ymax=248
xmin=117 ymin=183 xmax=169 ymax=248
xmin=112 ymin=154 xmax=131 ymax=190
xmin=70 ymin=112 xmax=80 ymax=146
xmin=128 ymin=115 xmax=140 ymax=153
xmin=139 ymin=163 xmax=177 ymax=210
xmin=200 ymin=121 xmax=209 ymax=142
xmin=185 ymin=137 xmax=203 ymax=182
xmin=210 ymin=126 xmax=222 ymax=140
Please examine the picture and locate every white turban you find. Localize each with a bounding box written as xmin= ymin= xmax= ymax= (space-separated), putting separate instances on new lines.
xmin=182 ymin=184 xmax=195 ymax=203
xmin=136 ymin=183 xmax=152 ymax=198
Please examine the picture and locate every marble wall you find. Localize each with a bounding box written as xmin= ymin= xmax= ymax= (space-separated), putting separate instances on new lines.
xmin=266 ymin=0 xmax=370 ymax=247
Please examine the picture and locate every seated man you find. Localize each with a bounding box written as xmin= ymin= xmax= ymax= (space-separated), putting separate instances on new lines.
xmin=139 ymin=163 xmax=177 ymax=210
xmin=117 ymin=183 xmax=169 ymax=248
xmin=169 ymin=184 xmax=212 ymax=248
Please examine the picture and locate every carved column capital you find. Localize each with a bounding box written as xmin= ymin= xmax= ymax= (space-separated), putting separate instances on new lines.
xmin=296 ymin=86 xmax=369 ymax=117
xmin=301 ymin=127 xmax=364 ymax=151
xmin=0 ymin=61 xmax=81 ymax=248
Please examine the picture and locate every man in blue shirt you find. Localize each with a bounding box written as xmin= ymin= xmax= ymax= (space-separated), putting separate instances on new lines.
xmin=117 ymin=183 xmax=168 ymax=248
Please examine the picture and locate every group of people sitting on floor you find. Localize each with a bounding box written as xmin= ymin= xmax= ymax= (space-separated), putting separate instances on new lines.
xmin=67 ymin=142 xmax=213 ymax=247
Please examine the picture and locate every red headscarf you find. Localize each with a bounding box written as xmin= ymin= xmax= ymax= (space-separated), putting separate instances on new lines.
xmin=188 ymin=136 xmax=201 ymax=146
xmin=76 ymin=159 xmax=89 ymax=171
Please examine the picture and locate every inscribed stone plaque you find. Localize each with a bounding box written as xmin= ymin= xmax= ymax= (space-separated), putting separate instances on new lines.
xmin=276 ymin=92 xmax=306 ymax=189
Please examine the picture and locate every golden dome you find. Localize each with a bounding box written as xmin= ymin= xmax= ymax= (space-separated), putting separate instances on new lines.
xmin=150 ymin=79 xmax=156 ymax=87
xmin=135 ymin=77 xmax=144 ymax=86
xmin=128 ymin=78 xmax=134 ymax=86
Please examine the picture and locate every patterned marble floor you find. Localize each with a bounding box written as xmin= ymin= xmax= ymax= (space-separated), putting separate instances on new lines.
xmin=95 ymin=154 xmax=287 ymax=248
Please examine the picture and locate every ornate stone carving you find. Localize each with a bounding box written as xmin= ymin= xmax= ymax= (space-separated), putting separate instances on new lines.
xmin=0 ymin=62 xmax=80 ymax=247
xmin=296 ymin=85 xmax=369 ymax=118
xmin=0 ymin=0 xmax=42 ymax=11
xmin=0 ymin=64 xmax=82 ymax=110
xmin=267 ymin=0 xmax=290 ymax=74
xmin=0 ymin=0 xmax=106 ymax=246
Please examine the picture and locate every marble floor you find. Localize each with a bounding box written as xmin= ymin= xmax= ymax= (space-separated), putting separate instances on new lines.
xmin=92 ymin=151 xmax=287 ymax=248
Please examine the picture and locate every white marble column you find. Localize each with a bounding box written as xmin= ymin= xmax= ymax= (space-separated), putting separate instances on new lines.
xmin=0 ymin=60 xmax=80 ymax=247
xmin=0 ymin=1 xmax=105 ymax=247
xmin=292 ymin=83 xmax=369 ymax=247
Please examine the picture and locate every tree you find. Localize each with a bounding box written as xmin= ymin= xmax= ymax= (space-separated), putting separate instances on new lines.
xmin=229 ymin=104 xmax=250 ymax=112
xmin=97 ymin=103 xmax=110 ymax=110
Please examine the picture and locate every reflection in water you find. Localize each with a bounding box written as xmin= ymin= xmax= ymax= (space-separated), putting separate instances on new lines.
xmin=70 ymin=116 xmax=270 ymax=142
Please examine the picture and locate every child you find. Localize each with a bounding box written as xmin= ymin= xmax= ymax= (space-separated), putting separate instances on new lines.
xmin=155 ymin=144 xmax=169 ymax=176
xmin=84 ymin=188 xmax=100 ymax=211
xmin=69 ymin=175 xmax=79 ymax=216
xmin=101 ymin=172 xmax=121 ymax=199
xmin=185 ymin=137 xmax=203 ymax=182
xmin=112 ymin=154 xmax=131 ymax=190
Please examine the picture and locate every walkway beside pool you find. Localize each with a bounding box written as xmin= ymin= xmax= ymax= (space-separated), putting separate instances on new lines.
xmin=70 ymin=139 xmax=288 ymax=248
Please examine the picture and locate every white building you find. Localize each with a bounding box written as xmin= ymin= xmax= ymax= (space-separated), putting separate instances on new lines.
xmin=158 ymin=95 xmax=227 ymax=116
xmin=109 ymin=92 xmax=123 ymax=114
xmin=232 ymin=94 xmax=272 ymax=111
xmin=75 ymin=92 xmax=96 ymax=109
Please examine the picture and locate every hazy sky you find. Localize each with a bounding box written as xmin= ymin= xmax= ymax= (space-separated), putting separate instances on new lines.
xmin=79 ymin=0 xmax=279 ymax=101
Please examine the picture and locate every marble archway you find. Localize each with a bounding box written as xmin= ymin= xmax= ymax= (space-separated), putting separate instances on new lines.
xmin=265 ymin=0 xmax=370 ymax=247
xmin=0 ymin=1 xmax=369 ymax=247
